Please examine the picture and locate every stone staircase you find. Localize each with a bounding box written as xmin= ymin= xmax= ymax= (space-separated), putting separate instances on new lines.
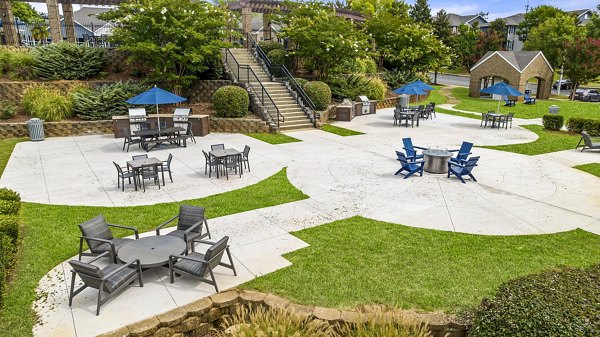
xmin=225 ymin=48 xmax=314 ymax=132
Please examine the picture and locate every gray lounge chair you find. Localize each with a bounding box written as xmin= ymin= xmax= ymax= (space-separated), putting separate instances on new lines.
xmin=577 ymin=131 xmax=600 ymax=152
xmin=78 ymin=215 xmax=139 ymax=263
xmin=156 ymin=205 xmax=211 ymax=253
xmin=168 ymin=236 xmax=236 ymax=292
xmin=69 ymin=252 xmax=143 ymax=315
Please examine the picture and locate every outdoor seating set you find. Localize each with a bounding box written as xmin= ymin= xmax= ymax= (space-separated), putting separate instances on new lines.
xmin=480 ymin=111 xmax=514 ymax=129
xmin=393 ymin=102 xmax=436 ymax=128
xmin=70 ymin=205 xmax=236 ymax=315
xmin=113 ymin=153 xmax=173 ymax=192
xmin=503 ymin=90 xmax=536 ymax=106
xmin=202 ymin=144 xmax=251 ymax=180
xmin=125 ymin=108 xmax=195 ymax=152
xmin=577 ymin=131 xmax=600 ymax=152
xmin=395 ymin=138 xmax=480 ymax=183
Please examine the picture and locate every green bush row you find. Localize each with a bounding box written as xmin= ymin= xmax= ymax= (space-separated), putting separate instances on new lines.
xmin=470 ymin=264 xmax=600 ymax=336
xmin=327 ymin=75 xmax=386 ymax=101
xmin=0 ymin=200 xmax=20 ymax=216
xmin=566 ymin=117 xmax=600 ymax=136
xmin=22 ymin=84 xmax=74 ymax=122
xmin=541 ymin=114 xmax=564 ymax=131
xmin=303 ymin=81 xmax=331 ymax=110
xmin=0 ymin=188 xmax=20 ymax=202
xmin=0 ymin=188 xmax=20 ymax=309
xmin=212 ymin=85 xmax=249 ymax=118
xmin=259 ymin=41 xmax=284 ymax=54
xmin=73 ymin=81 xmax=149 ymax=120
xmin=32 ymin=42 xmax=106 ymax=80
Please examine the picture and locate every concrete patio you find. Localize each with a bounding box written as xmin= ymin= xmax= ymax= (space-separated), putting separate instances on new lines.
xmin=2 ymin=108 xmax=600 ymax=336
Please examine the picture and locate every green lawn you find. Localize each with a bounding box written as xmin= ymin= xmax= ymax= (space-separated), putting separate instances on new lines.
xmin=436 ymin=107 xmax=481 ymax=120
xmin=321 ymin=124 xmax=363 ymax=136
xmin=0 ymin=138 xmax=25 ymax=176
xmin=451 ymin=87 xmax=600 ymax=120
xmin=0 ymin=138 xmax=308 ymax=337
xmin=480 ymin=125 xmax=580 ymax=155
xmin=574 ymin=163 xmax=600 ymax=177
xmin=242 ymin=216 xmax=600 ymax=313
xmin=244 ymin=133 xmax=301 ymax=144
xmin=427 ymin=85 xmax=447 ymax=105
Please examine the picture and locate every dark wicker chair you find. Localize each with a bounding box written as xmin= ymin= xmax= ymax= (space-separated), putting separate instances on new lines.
xmin=156 ymin=205 xmax=211 ymax=253
xmin=69 ymin=252 xmax=143 ymax=315
xmin=78 ymin=215 xmax=139 ymax=263
xmin=168 ymin=236 xmax=236 ymax=292
xmin=113 ymin=162 xmax=137 ymax=192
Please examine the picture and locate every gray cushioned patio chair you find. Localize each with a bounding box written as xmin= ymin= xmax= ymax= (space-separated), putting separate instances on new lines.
xmin=157 ymin=153 xmax=173 ymax=185
xmin=113 ymin=162 xmax=137 ymax=192
xmin=211 ymin=144 xmax=225 ymax=151
xmin=78 ymin=215 xmax=139 ymax=263
xmin=241 ymin=145 xmax=251 ymax=171
xmin=577 ymin=131 xmax=600 ymax=152
xmin=168 ymin=236 xmax=236 ymax=292
xmin=156 ymin=205 xmax=211 ymax=254
xmin=69 ymin=252 xmax=143 ymax=315
xmin=202 ymin=150 xmax=221 ymax=178
xmin=122 ymin=128 xmax=142 ymax=152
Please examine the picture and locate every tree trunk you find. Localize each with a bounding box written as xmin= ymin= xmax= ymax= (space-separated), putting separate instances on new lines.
xmin=570 ymin=83 xmax=578 ymax=101
xmin=434 ymin=70 xmax=438 ymax=84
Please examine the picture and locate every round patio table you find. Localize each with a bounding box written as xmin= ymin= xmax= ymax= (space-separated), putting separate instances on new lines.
xmin=423 ymin=149 xmax=452 ymax=174
xmin=117 ymin=236 xmax=186 ymax=268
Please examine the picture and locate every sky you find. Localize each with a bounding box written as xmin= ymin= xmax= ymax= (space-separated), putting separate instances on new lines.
xmin=28 ymin=1 xmax=598 ymax=19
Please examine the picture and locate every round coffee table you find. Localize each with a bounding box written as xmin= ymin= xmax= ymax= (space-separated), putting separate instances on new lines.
xmin=117 ymin=236 xmax=186 ymax=268
xmin=423 ymin=149 xmax=452 ymax=174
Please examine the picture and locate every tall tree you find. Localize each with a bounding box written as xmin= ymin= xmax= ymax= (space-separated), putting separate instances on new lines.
xmin=349 ymin=0 xmax=393 ymax=17
xmin=488 ymin=18 xmax=507 ymax=48
xmin=517 ymin=5 xmax=566 ymax=42
xmin=409 ymin=0 xmax=431 ymax=25
xmin=587 ymin=5 xmax=600 ymax=38
xmin=562 ymin=38 xmax=600 ymax=100
xmin=10 ymin=1 xmax=43 ymax=24
xmin=524 ymin=14 xmax=586 ymax=68
xmin=431 ymin=9 xmax=452 ymax=82
xmin=452 ymin=23 xmax=480 ymax=69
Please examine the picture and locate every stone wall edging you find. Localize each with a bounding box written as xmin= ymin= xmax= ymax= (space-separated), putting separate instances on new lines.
xmin=98 ymin=289 xmax=469 ymax=337
xmin=0 ymin=120 xmax=112 ymax=139
xmin=210 ymin=117 xmax=271 ymax=134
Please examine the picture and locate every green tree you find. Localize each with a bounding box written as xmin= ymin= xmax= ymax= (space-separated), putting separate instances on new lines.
xmin=488 ymin=18 xmax=507 ymax=47
xmin=431 ymin=9 xmax=452 ymax=82
xmin=517 ymin=5 xmax=566 ymax=42
xmin=99 ymin=0 xmax=229 ymax=92
xmin=587 ymin=5 xmax=600 ymax=38
xmin=10 ymin=1 xmax=43 ymax=24
xmin=562 ymin=38 xmax=600 ymax=100
xmin=452 ymin=23 xmax=480 ymax=69
xmin=524 ymin=14 xmax=585 ymax=68
xmin=349 ymin=0 xmax=393 ymax=17
xmin=276 ymin=1 xmax=368 ymax=79
xmin=409 ymin=0 xmax=432 ymax=25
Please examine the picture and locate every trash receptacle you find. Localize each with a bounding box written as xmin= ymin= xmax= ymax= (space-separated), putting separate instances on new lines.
xmin=26 ymin=118 xmax=45 ymax=141
xmin=548 ymin=105 xmax=560 ymax=114
xmin=399 ymin=94 xmax=409 ymax=108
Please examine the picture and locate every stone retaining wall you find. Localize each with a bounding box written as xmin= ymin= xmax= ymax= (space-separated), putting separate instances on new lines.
xmin=0 ymin=80 xmax=116 ymax=103
xmin=98 ymin=290 xmax=468 ymax=337
xmin=210 ymin=117 xmax=271 ymax=133
xmin=184 ymin=80 xmax=233 ymax=103
xmin=0 ymin=120 xmax=112 ymax=139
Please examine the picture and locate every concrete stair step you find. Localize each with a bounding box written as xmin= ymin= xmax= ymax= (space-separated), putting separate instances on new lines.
xmin=279 ymin=124 xmax=314 ymax=131
xmin=280 ymin=119 xmax=312 ymax=126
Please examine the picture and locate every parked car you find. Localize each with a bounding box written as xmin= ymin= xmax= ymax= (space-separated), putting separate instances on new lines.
xmin=553 ymin=79 xmax=572 ymax=90
xmin=574 ymin=89 xmax=600 ymax=102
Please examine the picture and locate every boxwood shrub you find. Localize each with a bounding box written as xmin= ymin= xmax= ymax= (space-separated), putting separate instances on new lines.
xmin=541 ymin=114 xmax=564 ymax=131
xmin=0 ymin=188 xmax=20 ymax=202
xmin=303 ymin=81 xmax=332 ymax=110
xmin=0 ymin=215 xmax=19 ymax=244
xmin=470 ymin=264 xmax=600 ymax=337
xmin=0 ymin=233 xmax=13 ymax=308
xmin=32 ymin=42 xmax=106 ymax=80
xmin=0 ymin=200 xmax=20 ymax=216
xmin=73 ymin=81 xmax=149 ymax=120
xmin=213 ymin=85 xmax=249 ymax=118
xmin=566 ymin=117 xmax=600 ymax=136
xmin=259 ymin=41 xmax=284 ymax=54
xmin=267 ymin=49 xmax=289 ymax=68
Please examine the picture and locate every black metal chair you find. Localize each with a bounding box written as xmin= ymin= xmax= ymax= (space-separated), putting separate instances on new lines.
xmin=203 ymin=150 xmax=221 ymax=178
xmin=429 ymin=102 xmax=436 ymax=118
xmin=69 ymin=252 xmax=143 ymax=315
xmin=138 ymin=163 xmax=160 ymax=192
xmin=168 ymin=236 xmax=236 ymax=292
xmin=156 ymin=205 xmax=211 ymax=253
xmin=78 ymin=215 xmax=139 ymax=263
xmin=158 ymin=153 xmax=173 ymax=185
xmin=211 ymin=144 xmax=225 ymax=151
xmin=132 ymin=154 xmax=148 ymax=161
xmin=113 ymin=162 xmax=137 ymax=192
xmin=223 ymin=154 xmax=242 ymax=180
xmin=122 ymin=128 xmax=142 ymax=152
xmin=241 ymin=145 xmax=251 ymax=171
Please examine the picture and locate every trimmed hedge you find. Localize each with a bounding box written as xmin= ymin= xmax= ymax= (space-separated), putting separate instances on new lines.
xmin=470 ymin=264 xmax=600 ymax=337
xmin=259 ymin=41 xmax=284 ymax=54
xmin=32 ymin=42 xmax=106 ymax=80
xmin=72 ymin=81 xmax=149 ymax=120
xmin=303 ymin=81 xmax=332 ymax=110
xmin=213 ymin=85 xmax=249 ymax=118
xmin=0 ymin=188 xmax=20 ymax=202
xmin=566 ymin=117 xmax=600 ymax=136
xmin=0 ymin=188 xmax=19 ymax=309
xmin=541 ymin=114 xmax=564 ymax=131
xmin=0 ymin=200 xmax=20 ymax=216
xmin=0 ymin=215 xmax=19 ymax=244
xmin=0 ymin=233 xmax=13 ymax=308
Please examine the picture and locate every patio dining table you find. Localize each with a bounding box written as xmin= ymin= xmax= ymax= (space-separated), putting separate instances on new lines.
xmin=126 ymin=157 xmax=163 ymax=191
xmin=397 ymin=111 xmax=420 ymax=128
xmin=486 ymin=113 xmax=503 ymax=129
xmin=209 ymin=148 xmax=242 ymax=179
xmin=133 ymin=126 xmax=186 ymax=151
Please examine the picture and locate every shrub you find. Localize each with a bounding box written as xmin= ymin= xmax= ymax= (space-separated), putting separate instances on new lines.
xmin=0 ymin=233 xmax=14 ymax=308
xmin=304 ymin=81 xmax=332 ymax=110
xmin=382 ymin=69 xmax=419 ymax=89
xmin=327 ymin=75 xmax=386 ymax=101
xmin=0 ymin=188 xmax=20 ymax=202
xmin=338 ymin=311 xmax=432 ymax=337
xmin=0 ymin=46 xmax=34 ymax=80
xmin=541 ymin=114 xmax=564 ymax=131
xmin=362 ymin=76 xmax=387 ymax=100
xmin=73 ymin=81 xmax=149 ymax=120
xmin=0 ymin=100 xmax=17 ymax=120
xmin=212 ymin=85 xmax=249 ymax=118
xmin=259 ymin=41 xmax=284 ymax=54
xmin=31 ymin=42 xmax=106 ymax=80
xmin=566 ymin=117 xmax=600 ymax=136
xmin=0 ymin=215 xmax=19 ymax=244
xmin=295 ymin=77 xmax=308 ymax=88
xmin=362 ymin=58 xmax=377 ymax=74
xmin=0 ymin=200 xmax=20 ymax=216
xmin=22 ymin=84 xmax=73 ymax=121
xmin=267 ymin=49 xmax=289 ymax=68
xmin=220 ymin=306 xmax=334 ymax=337
xmin=470 ymin=264 xmax=600 ymax=337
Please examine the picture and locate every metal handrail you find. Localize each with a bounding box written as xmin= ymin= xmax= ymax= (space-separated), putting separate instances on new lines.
xmin=246 ymin=34 xmax=317 ymax=127
xmin=224 ymin=48 xmax=284 ymax=126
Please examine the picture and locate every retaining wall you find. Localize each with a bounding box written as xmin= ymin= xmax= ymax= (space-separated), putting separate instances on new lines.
xmin=0 ymin=120 xmax=112 ymax=139
xmin=210 ymin=117 xmax=270 ymax=133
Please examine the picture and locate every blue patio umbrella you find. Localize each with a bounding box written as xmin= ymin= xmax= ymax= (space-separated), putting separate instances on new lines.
xmin=127 ymin=86 xmax=187 ymax=131
xmin=409 ymin=79 xmax=436 ymax=91
xmin=392 ymin=84 xmax=428 ymax=106
xmin=480 ymin=82 xmax=523 ymax=112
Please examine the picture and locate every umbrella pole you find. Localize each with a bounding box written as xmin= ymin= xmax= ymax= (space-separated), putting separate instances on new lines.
xmin=156 ymin=103 xmax=160 ymax=132
xmin=497 ymin=98 xmax=501 ymax=113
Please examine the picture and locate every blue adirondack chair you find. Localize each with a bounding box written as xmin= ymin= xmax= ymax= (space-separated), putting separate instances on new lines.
xmin=503 ymin=96 xmax=516 ymax=107
xmin=402 ymin=137 xmax=426 ymax=161
xmin=524 ymin=90 xmax=536 ymax=104
xmin=447 ymin=156 xmax=480 ymax=183
xmin=395 ymin=151 xmax=425 ymax=179
xmin=449 ymin=141 xmax=473 ymax=165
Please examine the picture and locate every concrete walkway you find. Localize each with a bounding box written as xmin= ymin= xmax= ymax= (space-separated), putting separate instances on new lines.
xmin=3 ymin=108 xmax=600 ymax=336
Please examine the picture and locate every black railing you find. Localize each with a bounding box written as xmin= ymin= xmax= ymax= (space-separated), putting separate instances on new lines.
xmin=246 ymin=34 xmax=317 ymax=127
xmin=224 ymin=48 xmax=284 ymax=126
xmin=0 ymin=21 xmax=116 ymax=47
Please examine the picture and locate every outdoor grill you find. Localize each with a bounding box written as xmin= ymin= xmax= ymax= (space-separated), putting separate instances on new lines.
xmin=357 ymin=96 xmax=370 ymax=115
